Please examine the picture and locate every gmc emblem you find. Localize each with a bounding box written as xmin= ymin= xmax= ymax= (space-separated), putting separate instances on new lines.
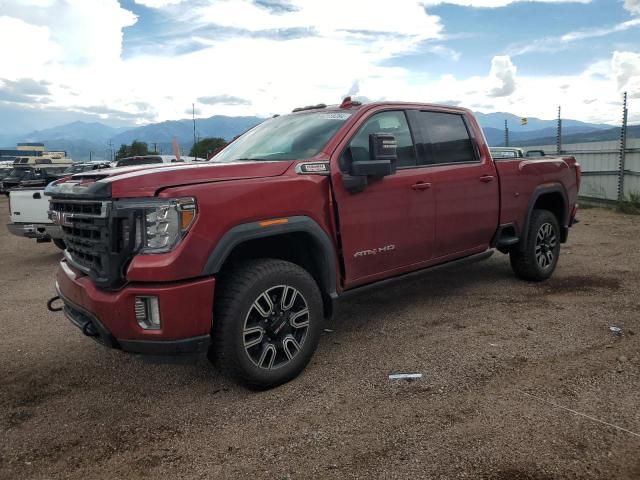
xmin=51 ymin=211 xmax=74 ymax=227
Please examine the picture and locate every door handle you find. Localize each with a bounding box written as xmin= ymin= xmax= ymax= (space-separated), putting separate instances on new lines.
xmin=33 ymin=192 xmax=41 ymax=199
xmin=479 ymin=175 xmax=495 ymax=183
xmin=411 ymin=182 xmax=432 ymax=191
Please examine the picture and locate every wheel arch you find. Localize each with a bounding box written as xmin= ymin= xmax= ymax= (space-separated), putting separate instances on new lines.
xmin=202 ymin=216 xmax=338 ymax=317
xmin=520 ymin=184 xmax=568 ymax=251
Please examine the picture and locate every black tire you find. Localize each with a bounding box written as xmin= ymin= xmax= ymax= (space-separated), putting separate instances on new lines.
xmin=510 ymin=209 xmax=560 ymax=281
xmin=53 ymin=238 xmax=66 ymax=250
xmin=211 ymin=259 xmax=323 ymax=389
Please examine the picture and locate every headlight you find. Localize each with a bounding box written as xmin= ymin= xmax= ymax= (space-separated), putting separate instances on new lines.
xmin=119 ymin=197 xmax=197 ymax=254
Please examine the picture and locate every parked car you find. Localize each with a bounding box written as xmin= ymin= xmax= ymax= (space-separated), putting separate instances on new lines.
xmin=0 ymin=166 xmax=71 ymax=194
xmin=490 ymin=147 xmax=547 ymax=159
xmin=7 ymin=188 xmax=65 ymax=249
xmin=525 ymin=149 xmax=546 ymax=157
xmin=6 ymin=162 xmax=166 ymax=247
xmin=490 ymin=147 xmax=524 ymax=159
xmin=0 ymin=165 xmax=13 ymax=181
xmin=111 ymin=155 xmax=197 ymax=168
xmin=47 ymin=99 xmax=580 ymax=389
xmin=62 ymin=162 xmax=112 ymax=174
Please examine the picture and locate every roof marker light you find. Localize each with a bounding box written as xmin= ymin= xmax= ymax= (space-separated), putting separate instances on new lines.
xmin=340 ymin=96 xmax=362 ymax=109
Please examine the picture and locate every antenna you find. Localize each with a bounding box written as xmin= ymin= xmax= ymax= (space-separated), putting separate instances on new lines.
xmin=192 ymin=103 xmax=197 ymax=159
xmin=556 ymin=106 xmax=562 ymax=154
xmin=504 ymin=119 xmax=509 ymax=147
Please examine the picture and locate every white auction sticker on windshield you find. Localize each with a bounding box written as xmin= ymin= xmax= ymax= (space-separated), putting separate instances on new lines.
xmin=321 ymin=113 xmax=351 ymax=120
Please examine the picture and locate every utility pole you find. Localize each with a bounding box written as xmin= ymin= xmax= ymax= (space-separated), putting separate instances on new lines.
xmin=556 ymin=106 xmax=562 ymax=155
xmin=108 ymin=139 xmax=113 ymax=161
xmin=504 ymin=119 xmax=509 ymax=147
xmin=192 ymin=103 xmax=197 ymax=159
xmin=618 ymin=92 xmax=628 ymax=201
xmin=152 ymin=142 xmax=158 ymax=154
xmin=89 ymin=151 xmax=92 ymax=161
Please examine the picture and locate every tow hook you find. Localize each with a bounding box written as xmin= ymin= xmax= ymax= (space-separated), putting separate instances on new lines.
xmin=81 ymin=321 xmax=99 ymax=337
xmin=47 ymin=296 xmax=63 ymax=312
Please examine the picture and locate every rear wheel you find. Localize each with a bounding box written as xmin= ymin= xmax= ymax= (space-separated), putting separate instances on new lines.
xmin=211 ymin=259 xmax=323 ymax=389
xmin=510 ymin=209 xmax=560 ymax=281
xmin=53 ymin=238 xmax=66 ymax=250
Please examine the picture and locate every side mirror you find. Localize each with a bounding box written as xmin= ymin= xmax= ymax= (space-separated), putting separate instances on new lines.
xmin=349 ymin=133 xmax=397 ymax=177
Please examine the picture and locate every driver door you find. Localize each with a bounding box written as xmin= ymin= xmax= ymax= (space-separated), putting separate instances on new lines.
xmin=331 ymin=109 xmax=436 ymax=288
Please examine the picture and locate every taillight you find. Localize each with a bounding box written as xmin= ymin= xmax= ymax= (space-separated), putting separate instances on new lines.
xmin=575 ymin=162 xmax=582 ymax=192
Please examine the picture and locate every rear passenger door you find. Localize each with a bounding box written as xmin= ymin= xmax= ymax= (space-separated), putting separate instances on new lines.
xmin=408 ymin=110 xmax=499 ymax=259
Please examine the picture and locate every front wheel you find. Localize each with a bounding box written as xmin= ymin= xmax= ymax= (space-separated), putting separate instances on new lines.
xmin=510 ymin=209 xmax=560 ymax=281
xmin=211 ymin=259 xmax=323 ymax=389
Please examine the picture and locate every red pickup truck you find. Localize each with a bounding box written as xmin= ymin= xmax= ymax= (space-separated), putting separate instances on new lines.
xmin=46 ymin=99 xmax=580 ymax=389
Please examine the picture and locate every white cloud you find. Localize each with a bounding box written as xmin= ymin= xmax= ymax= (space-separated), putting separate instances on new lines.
xmin=195 ymin=0 xmax=440 ymax=37
xmin=0 ymin=16 xmax=60 ymax=77
xmin=0 ymin=0 xmax=634 ymax=127
xmin=134 ymin=0 xmax=187 ymax=7
xmin=0 ymin=0 xmax=136 ymax=71
xmin=424 ymin=0 xmax=591 ymax=6
xmin=508 ymin=18 xmax=640 ymax=56
xmin=488 ymin=55 xmax=517 ymax=97
xmin=624 ymin=0 xmax=640 ymax=15
xmin=612 ymin=51 xmax=640 ymax=98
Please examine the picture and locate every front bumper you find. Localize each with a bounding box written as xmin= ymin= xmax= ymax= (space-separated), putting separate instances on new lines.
xmin=7 ymin=222 xmax=63 ymax=240
xmin=55 ymin=260 xmax=215 ymax=355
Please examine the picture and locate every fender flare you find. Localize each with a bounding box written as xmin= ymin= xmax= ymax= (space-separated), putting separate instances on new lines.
xmin=520 ymin=183 xmax=569 ymax=251
xmin=201 ymin=215 xmax=338 ymax=296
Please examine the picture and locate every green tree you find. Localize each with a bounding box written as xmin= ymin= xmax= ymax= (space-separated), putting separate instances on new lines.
xmin=115 ymin=144 xmax=128 ymax=160
xmin=189 ymin=137 xmax=227 ymax=159
xmin=115 ymin=140 xmax=150 ymax=159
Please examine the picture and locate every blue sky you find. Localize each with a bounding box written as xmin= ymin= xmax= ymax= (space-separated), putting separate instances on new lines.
xmin=0 ymin=0 xmax=638 ymax=133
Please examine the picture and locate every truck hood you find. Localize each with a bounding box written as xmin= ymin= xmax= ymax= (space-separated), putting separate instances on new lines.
xmin=46 ymin=161 xmax=293 ymax=199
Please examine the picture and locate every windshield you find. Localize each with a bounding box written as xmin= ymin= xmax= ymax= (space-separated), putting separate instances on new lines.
xmin=6 ymin=168 xmax=34 ymax=180
xmin=116 ymin=157 xmax=163 ymax=167
xmin=213 ymin=111 xmax=352 ymax=163
xmin=491 ymin=149 xmax=518 ymax=159
xmin=63 ymin=164 xmax=89 ymax=174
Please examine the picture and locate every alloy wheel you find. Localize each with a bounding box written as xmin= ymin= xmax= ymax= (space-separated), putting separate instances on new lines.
xmin=535 ymin=222 xmax=557 ymax=269
xmin=243 ymin=285 xmax=310 ymax=370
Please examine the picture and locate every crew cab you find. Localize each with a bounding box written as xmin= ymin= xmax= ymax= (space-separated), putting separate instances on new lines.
xmin=46 ymin=99 xmax=580 ymax=389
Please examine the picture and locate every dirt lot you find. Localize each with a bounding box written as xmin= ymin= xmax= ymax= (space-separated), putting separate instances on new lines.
xmin=0 ymin=197 xmax=639 ymax=480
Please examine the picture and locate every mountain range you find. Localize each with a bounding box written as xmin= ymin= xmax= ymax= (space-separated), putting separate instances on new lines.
xmin=0 ymin=112 xmax=631 ymax=160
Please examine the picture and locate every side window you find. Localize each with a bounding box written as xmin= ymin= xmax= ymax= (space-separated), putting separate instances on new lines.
xmin=347 ymin=110 xmax=416 ymax=168
xmin=414 ymin=111 xmax=477 ymax=165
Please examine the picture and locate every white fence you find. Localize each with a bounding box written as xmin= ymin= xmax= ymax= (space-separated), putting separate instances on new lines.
xmin=524 ymin=138 xmax=640 ymax=201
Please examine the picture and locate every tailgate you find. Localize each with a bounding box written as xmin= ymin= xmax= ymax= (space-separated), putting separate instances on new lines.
xmin=9 ymin=189 xmax=51 ymax=224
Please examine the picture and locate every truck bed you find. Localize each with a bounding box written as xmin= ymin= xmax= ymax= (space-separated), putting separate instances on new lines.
xmin=494 ymin=155 xmax=580 ymax=235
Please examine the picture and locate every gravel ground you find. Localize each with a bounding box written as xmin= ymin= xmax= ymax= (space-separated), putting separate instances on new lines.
xmin=1 ymin=197 xmax=639 ymax=480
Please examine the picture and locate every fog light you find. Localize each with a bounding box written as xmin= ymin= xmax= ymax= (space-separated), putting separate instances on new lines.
xmin=135 ymin=296 xmax=161 ymax=330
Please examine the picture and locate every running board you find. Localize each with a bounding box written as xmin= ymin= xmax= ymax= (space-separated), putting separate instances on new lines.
xmin=335 ymin=250 xmax=494 ymax=301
